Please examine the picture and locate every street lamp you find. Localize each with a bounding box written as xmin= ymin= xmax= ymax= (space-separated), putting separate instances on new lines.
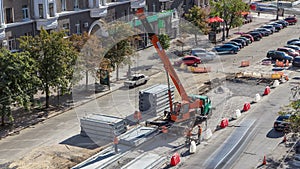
xmin=222 ymin=0 xmax=225 ymax=41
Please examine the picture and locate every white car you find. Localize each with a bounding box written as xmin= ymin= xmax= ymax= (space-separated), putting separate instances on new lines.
xmin=124 ymin=74 xmax=149 ymax=88
xmin=191 ymin=48 xmax=216 ymax=62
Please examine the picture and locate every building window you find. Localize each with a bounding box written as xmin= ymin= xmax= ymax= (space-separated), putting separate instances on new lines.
xmin=38 ymin=4 xmax=44 ymax=19
xmin=49 ymin=3 xmax=55 ymax=17
xmin=62 ymin=23 xmax=70 ymax=35
xmin=74 ymin=0 xmax=79 ymax=9
xmin=5 ymin=8 xmax=13 ymax=23
xmin=8 ymin=37 xmax=16 ymax=51
xmin=61 ymin=0 xmax=66 ymax=11
xmin=22 ymin=5 xmax=29 ymax=20
xmin=75 ymin=23 xmax=81 ymax=34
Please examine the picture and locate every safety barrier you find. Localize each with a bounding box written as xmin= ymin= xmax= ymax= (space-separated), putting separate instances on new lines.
xmin=241 ymin=60 xmax=250 ymax=67
xmin=170 ymin=152 xmax=181 ymax=166
xmin=254 ymin=93 xmax=261 ymax=102
xmin=272 ymin=80 xmax=280 ymax=88
xmin=264 ymin=86 xmax=271 ymax=95
xmin=203 ymin=128 xmax=213 ymax=140
xmin=191 ymin=67 xmax=211 ymax=73
xmin=243 ymin=102 xmax=251 ymax=111
xmin=233 ymin=109 xmax=241 ymax=119
xmin=189 ymin=141 xmax=196 ymax=153
xmin=220 ymin=118 xmax=229 ymax=128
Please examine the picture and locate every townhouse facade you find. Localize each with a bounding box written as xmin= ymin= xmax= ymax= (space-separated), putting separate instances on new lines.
xmin=0 ymin=0 xmax=209 ymax=51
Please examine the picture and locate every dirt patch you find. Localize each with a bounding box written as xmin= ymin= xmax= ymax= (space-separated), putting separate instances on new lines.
xmin=4 ymin=144 xmax=104 ymax=169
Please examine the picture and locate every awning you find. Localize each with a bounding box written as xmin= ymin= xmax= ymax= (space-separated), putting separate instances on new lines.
xmin=207 ymin=16 xmax=224 ymax=23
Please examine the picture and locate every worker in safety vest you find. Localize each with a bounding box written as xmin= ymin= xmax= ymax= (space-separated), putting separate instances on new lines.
xmin=198 ymin=124 xmax=202 ymax=144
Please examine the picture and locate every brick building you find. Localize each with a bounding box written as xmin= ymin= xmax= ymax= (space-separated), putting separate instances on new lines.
xmin=0 ymin=0 xmax=208 ymax=51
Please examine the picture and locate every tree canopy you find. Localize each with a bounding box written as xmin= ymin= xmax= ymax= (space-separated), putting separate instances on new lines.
xmin=18 ymin=29 xmax=79 ymax=108
xmin=210 ymin=0 xmax=249 ymax=38
xmin=182 ymin=5 xmax=210 ymax=45
xmin=0 ymin=48 xmax=39 ymax=125
xmin=158 ymin=34 xmax=171 ymax=50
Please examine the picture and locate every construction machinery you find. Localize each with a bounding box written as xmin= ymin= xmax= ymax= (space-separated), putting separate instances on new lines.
xmin=134 ymin=7 xmax=212 ymax=129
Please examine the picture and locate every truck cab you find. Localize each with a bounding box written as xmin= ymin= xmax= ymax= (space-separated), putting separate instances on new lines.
xmin=188 ymin=94 xmax=212 ymax=116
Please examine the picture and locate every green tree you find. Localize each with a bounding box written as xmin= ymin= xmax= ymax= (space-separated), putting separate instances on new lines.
xmin=279 ymin=100 xmax=300 ymax=133
xmin=18 ymin=29 xmax=79 ymax=108
xmin=183 ymin=5 xmax=210 ymax=45
xmin=158 ymin=34 xmax=171 ymax=50
xmin=0 ymin=48 xmax=39 ymax=125
xmin=210 ymin=0 xmax=249 ymax=38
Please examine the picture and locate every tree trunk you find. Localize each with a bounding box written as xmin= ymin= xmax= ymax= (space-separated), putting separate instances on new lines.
xmin=45 ymin=85 xmax=50 ymax=108
xmin=116 ymin=64 xmax=119 ymax=81
xmin=194 ymin=34 xmax=198 ymax=46
xmin=226 ymin=27 xmax=230 ymax=38
xmin=85 ymin=70 xmax=89 ymax=91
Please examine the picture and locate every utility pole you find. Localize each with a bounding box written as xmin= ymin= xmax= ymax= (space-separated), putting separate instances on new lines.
xmin=276 ymin=0 xmax=279 ymax=20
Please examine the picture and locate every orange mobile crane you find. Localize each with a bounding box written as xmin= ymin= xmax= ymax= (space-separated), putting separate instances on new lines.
xmin=135 ymin=8 xmax=206 ymax=125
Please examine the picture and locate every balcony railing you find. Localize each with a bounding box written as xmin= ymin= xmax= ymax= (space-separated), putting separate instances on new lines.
xmin=36 ymin=17 xmax=58 ymax=30
xmin=90 ymin=6 xmax=108 ymax=18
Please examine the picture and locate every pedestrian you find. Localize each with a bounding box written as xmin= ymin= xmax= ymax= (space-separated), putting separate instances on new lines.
xmin=185 ymin=128 xmax=192 ymax=144
xmin=258 ymin=12 xmax=260 ymax=17
xmin=198 ymin=124 xmax=202 ymax=144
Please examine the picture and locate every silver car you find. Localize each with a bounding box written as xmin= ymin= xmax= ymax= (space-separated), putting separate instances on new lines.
xmin=191 ymin=48 xmax=216 ymax=62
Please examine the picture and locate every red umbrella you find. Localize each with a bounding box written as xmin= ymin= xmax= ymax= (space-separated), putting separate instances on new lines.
xmin=208 ymin=16 xmax=224 ymax=23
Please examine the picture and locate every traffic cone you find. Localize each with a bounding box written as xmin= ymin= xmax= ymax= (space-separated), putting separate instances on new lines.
xmin=262 ymin=155 xmax=267 ymax=165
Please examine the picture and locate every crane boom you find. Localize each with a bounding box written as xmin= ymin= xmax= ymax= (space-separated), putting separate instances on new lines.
xmin=135 ymin=8 xmax=202 ymax=122
xmin=136 ymin=8 xmax=189 ymax=101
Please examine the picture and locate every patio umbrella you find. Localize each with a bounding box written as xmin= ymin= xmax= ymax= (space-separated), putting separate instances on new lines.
xmin=207 ymin=16 xmax=224 ymax=23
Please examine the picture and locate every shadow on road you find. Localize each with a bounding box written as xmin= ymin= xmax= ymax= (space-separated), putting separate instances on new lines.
xmin=266 ymin=129 xmax=284 ymax=138
xmin=60 ymin=134 xmax=110 ymax=150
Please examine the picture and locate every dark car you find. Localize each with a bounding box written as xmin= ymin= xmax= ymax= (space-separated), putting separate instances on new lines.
xmin=284 ymin=16 xmax=297 ymax=25
xmin=293 ymin=56 xmax=300 ymax=67
xmin=274 ymin=114 xmax=291 ymax=132
xmin=284 ymin=45 xmax=300 ymax=53
xmin=254 ymin=28 xmax=272 ymax=36
xmin=241 ymin=34 xmax=254 ymax=43
xmin=268 ymin=22 xmax=283 ymax=32
xmin=212 ymin=44 xmax=240 ymax=54
xmin=274 ymin=20 xmax=289 ymax=28
xmin=277 ymin=47 xmax=299 ymax=57
xmin=247 ymin=31 xmax=263 ymax=41
xmin=287 ymin=38 xmax=300 ymax=45
xmin=174 ymin=55 xmax=201 ymax=66
xmin=231 ymin=38 xmax=248 ymax=46
xmin=237 ymin=36 xmax=252 ymax=44
xmin=266 ymin=50 xmax=293 ymax=62
xmin=289 ymin=41 xmax=300 ymax=47
xmin=225 ymin=41 xmax=243 ymax=49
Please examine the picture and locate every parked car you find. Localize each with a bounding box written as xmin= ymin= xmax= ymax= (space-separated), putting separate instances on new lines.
xmin=124 ymin=73 xmax=149 ymax=88
xmin=231 ymin=38 xmax=248 ymax=46
xmin=284 ymin=16 xmax=297 ymax=25
xmin=287 ymin=38 xmax=300 ymax=45
xmin=274 ymin=114 xmax=291 ymax=132
xmin=277 ymin=47 xmax=299 ymax=57
xmin=268 ymin=22 xmax=283 ymax=32
xmin=212 ymin=44 xmax=240 ymax=54
xmin=247 ymin=31 xmax=263 ymax=41
xmin=190 ymin=48 xmax=216 ymax=62
xmin=274 ymin=20 xmax=289 ymax=28
xmin=293 ymin=56 xmax=300 ymax=67
xmin=174 ymin=55 xmax=201 ymax=66
xmin=289 ymin=41 xmax=300 ymax=47
xmin=261 ymin=25 xmax=276 ymax=33
xmin=225 ymin=41 xmax=243 ymax=49
xmin=241 ymin=34 xmax=254 ymax=43
xmin=237 ymin=36 xmax=252 ymax=44
xmin=266 ymin=50 xmax=293 ymax=62
xmin=285 ymin=45 xmax=300 ymax=53
xmin=253 ymin=28 xmax=272 ymax=36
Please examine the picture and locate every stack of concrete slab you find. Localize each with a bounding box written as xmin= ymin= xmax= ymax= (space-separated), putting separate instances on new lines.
xmin=80 ymin=114 xmax=127 ymax=140
xmin=120 ymin=152 xmax=166 ymax=169
xmin=139 ymin=84 xmax=175 ymax=116
xmin=118 ymin=126 xmax=157 ymax=147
